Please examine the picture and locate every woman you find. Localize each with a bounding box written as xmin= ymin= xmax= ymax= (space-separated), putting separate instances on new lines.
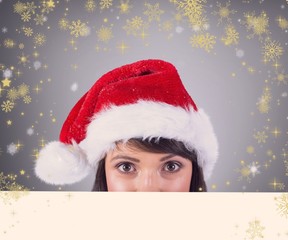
xmin=35 ymin=59 xmax=218 ymax=192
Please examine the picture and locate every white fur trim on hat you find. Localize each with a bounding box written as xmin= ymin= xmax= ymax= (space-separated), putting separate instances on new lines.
xmin=80 ymin=100 xmax=218 ymax=181
xmin=34 ymin=141 xmax=91 ymax=185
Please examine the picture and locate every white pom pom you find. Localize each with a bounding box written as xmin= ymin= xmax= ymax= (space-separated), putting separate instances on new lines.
xmin=34 ymin=141 xmax=91 ymax=185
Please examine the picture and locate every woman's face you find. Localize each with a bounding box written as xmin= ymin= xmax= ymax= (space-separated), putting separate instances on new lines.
xmin=105 ymin=143 xmax=193 ymax=192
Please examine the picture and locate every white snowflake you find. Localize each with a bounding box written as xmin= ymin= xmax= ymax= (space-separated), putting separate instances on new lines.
xmin=282 ymin=92 xmax=287 ymax=98
xmin=192 ymin=25 xmax=201 ymax=32
xmin=34 ymin=61 xmax=42 ymax=70
xmin=248 ymin=162 xmax=260 ymax=177
xmin=3 ymin=68 xmax=12 ymax=78
xmin=71 ymin=83 xmax=78 ymax=92
xmin=7 ymin=143 xmax=19 ymax=156
xmin=203 ymin=23 xmax=210 ymax=30
xmin=236 ymin=49 xmax=244 ymax=58
xmin=175 ymin=26 xmax=184 ymax=33
xmin=2 ymin=27 xmax=7 ymax=33
xmin=27 ymin=128 xmax=34 ymax=136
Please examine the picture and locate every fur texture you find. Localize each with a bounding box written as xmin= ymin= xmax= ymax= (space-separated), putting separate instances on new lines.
xmin=34 ymin=141 xmax=91 ymax=185
xmin=36 ymin=101 xmax=218 ymax=184
xmin=80 ymin=100 xmax=218 ymax=181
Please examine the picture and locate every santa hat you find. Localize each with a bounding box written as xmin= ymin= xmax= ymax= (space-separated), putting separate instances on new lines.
xmin=35 ymin=59 xmax=218 ymax=185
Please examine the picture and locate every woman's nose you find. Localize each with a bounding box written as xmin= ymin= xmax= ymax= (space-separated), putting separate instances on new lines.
xmin=136 ymin=171 xmax=160 ymax=192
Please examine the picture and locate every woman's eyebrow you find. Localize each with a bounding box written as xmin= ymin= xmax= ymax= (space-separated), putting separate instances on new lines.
xmin=110 ymin=155 xmax=140 ymax=163
xmin=160 ymin=154 xmax=177 ymax=162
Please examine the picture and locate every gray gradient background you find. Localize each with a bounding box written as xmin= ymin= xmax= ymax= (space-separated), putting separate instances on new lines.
xmin=0 ymin=0 xmax=287 ymax=191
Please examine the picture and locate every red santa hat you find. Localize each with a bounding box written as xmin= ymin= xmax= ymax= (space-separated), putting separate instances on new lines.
xmin=35 ymin=59 xmax=218 ymax=185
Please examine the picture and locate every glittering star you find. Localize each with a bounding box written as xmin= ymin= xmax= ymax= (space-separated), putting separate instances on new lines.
xmin=6 ymin=120 xmax=12 ymax=126
xmin=31 ymin=149 xmax=39 ymax=159
xmin=117 ymin=41 xmax=129 ymax=54
xmin=20 ymin=170 xmax=26 ymax=175
xmin=271 ymin=127 xmax=281 ymax=137
xmin=16 ymin=140 xmax=24 ymax=150
xmin=269 ymin=178 xmax=285 ymax=190
xmin=66 ymin=192 xmax=73 ymax=200
xmin=39 ymin=138 xmax=46 ymax=148
xmin=281 ymin=149 xmax=288 ymax=159
xmin=2 ymin=78 xmax=11 ymax=87
xmin=0 ymin=86 xmax=4 ymax=96
xmin=47 ymin=0 xmax=55 ymax=8
xmin=33 ymin=85 xmax=41 ymax=94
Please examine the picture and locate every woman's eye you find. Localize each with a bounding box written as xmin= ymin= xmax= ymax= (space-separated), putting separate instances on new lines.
xmin=163 ymin=161 xmax=182 ymax=172
xmin=117 ymin=162 xmax=135 ymax=173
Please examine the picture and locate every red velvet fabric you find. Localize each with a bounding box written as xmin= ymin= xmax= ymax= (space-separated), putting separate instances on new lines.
xmin=60 ymin=59 xmax=197 ymax=144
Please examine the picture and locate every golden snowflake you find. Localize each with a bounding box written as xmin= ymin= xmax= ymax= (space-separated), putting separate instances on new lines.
xmin=221 ymin=25 xmax=239 ymax=46
xmin=100 ymin=0 xmax=113 ymax=10
xmin=23 ymin=95 xmax=32 ymax=104
xmin=256 ymin=86 xmax=271 ymax=113
xmin=246 ymin=219 xmax=265 ymax=239
xmin=236 ymin=160 xmax=260 ymax=182
xmin=21 ymin=11 xmax=31 ymax=22
xmin=58 ymin=18 xmax=70 ymax=30
xmin=173 ymin=0 xmax=207 ymax=31
xmin=0 ymin=172 xmax=29 ymax=204
xmin=262 ymin=39 xmax=283 ymax=62
xmin=189 ymin=14 xmax=209 ymax=31
xmin=18 ymin=52 xmax=30 ymax=66
xmin=236 ymin=161 xmax=252 ymax=182
xmin=174 ymin=0 xmax=206 ymax=19
xmin=123 ymin=16 xmax=147 ymax=36
xmin=18 ymin=83 xmax=30 ymax=97
xmin=144 ymin=3 xmax=164 ymax=22
xmin=4 ymin=38 xmax=16 ymax=48
xmin=173 ymin=12 xmax=184 ymax=22
xmin=275 ymin=71 xmax=288 ymax=85
xmin=275 ymin=194 xmax=288 ymax=218
xmin=244 ymin=11 xmax=270 ymax=40
xmin=1 ymin=100 xmax=15 ymax=112
xmin=34 ymin=14 xmax=46 ymax=25
xmin=253 ymin=131 xmax=268 ymax=143
xmin=190 ymin=33 xmax=216 ymax=52
xmin=22 ymin=26 xmax=33 ymax=36
xmin=13 ymin=1 xmax=26 ymax=14
xmin=24 ymin=2 xmax=37 ymax=14
xmin=41 ymin=0 xmax=55 ymax=13
xmin=117 ymin=0 xmax=132 ymax=14
xmin=69 ymin=20 xmax=87 ymax=38
xmin=160 ymin=20 xmax=173 ymax=32
xmin=7 ymin=88 xmax=19 ymax=101
xmin=97 ymin=26 xmax=113 ymax=42
xmin=33 ymin=33 xmax=46 ymax=46
xmin=276 ymin=16 xmax=288 ymax=30
xmin=85 ymin=0 xmax=96 ymax=12
xmin=212 ymin=1 xmax=237 ymax=24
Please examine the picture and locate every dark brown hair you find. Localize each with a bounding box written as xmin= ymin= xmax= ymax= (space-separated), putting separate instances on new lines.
xmin=92 ymin=138 xmax=207 ymax=192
